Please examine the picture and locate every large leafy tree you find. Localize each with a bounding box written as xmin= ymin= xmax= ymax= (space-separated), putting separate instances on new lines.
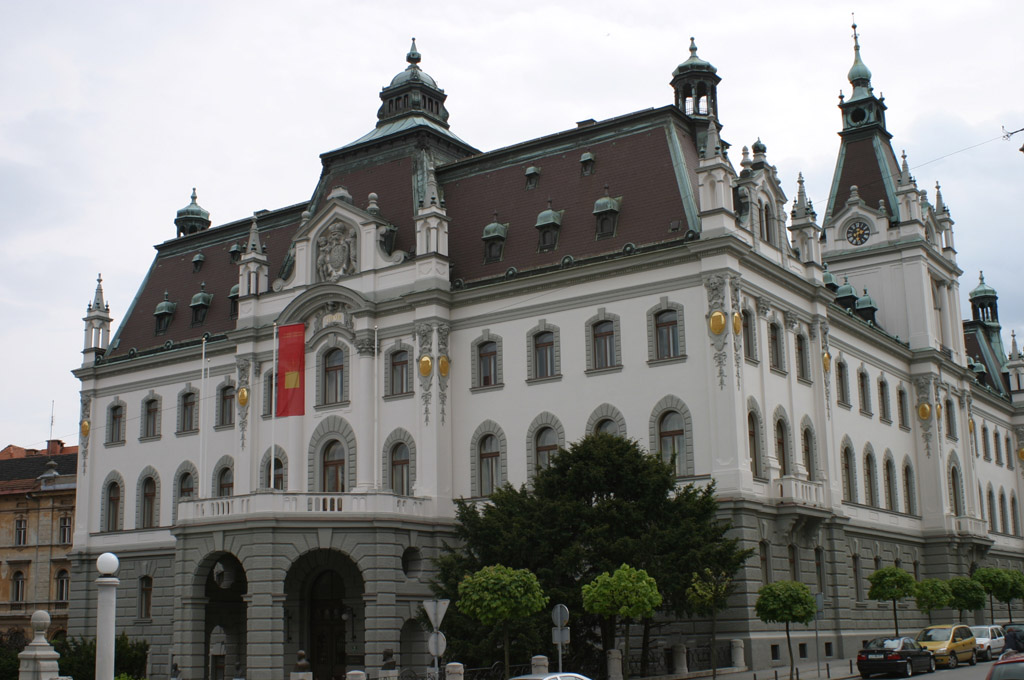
xmin=948 ymin=577 xmax=986 ymax=621
xmin=914 ymin=579 xmax=951 ymax=625
xmin=432 ymin=433 xmax=750 ymax=673
xmin=867 ymin=566 xmax=916 ymax=636
xmin=755 ymin=581 xmax=816 ymax=680
xmin=582 ymin=564 xmax=662 ymax=680
xmin=458 ymin=565 xmax=549 ymax=679
xmin=686 ymin=568 xmax=734 ymax=680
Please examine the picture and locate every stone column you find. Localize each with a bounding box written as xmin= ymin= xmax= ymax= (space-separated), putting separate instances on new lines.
xmin=731 ymin=639 xmax=745 ymax=668
xmin=606 ymin=649 xmax=623 ymax=680
xmin=18 ymin=611 xmax=60 ymax=680
xmin=446 ymin=662 xmax=464 ymax=680
xmin=672 ymin=644 xmax=688 ymax=674
xmin=95 ymin=554 xmax=120 ymax=680
xmin=531 ymin=656 xmax=549 ymax=674
xmin=355 ymin=339 xmax=377 ymax=490
xmin=245 ymin=583 xmax=286 ymax=679
xmin=174 ymin=596 xmax=209 ymax=680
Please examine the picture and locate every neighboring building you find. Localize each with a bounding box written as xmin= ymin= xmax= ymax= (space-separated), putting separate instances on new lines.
xmin=70 ymin=33 xmax=1024 ymax=680
xmin=0 ymin=440 xmax=77 ymax=640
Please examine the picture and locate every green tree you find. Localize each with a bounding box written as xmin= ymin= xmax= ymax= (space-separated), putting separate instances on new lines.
xmin=948 ymin=577 xmax=986 ymax=622
xmin=0 ymin=627 xmax=28 ymax=679
xmin=457 ymin=565 xmax=548 ymax=679
xmin=53 ymin=633 xmax=150 ymax=680
xmin=582 ymin=564 xmax=662 ymax=680
xmin=973 ymin=566 xmax=1010 ymax=622
xmin=994 ymin=570 xmax=1024 ymax=623
xmin=755 ymin=581 xmax=816 ymax=680
xmin=868 ymin=566 xmax=916 ymax=636
xmin=432 ymin=433 xmax=750 ymax=672
xmin=914 ymin=579 xmax=951 ymax=624
xmin=686 ymin=568 xmax=734 ymax=680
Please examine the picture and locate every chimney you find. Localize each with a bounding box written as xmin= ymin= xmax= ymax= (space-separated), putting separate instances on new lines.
xmin=46 ymin=439 xmax=64 ymax=456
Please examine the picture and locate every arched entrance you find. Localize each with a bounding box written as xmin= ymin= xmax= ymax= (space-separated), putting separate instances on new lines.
xmin=285 ymin=549 xmax=364 ymax=680
xmin=201 ymin=553 xmax=248 ymax=680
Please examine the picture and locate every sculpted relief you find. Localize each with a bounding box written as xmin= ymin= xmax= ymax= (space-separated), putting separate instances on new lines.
xmin=316 ymin=221 xmax=358 ymax=282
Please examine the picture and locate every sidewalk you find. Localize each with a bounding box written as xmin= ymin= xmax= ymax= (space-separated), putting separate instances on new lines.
xmin=683 ymin=658 xmax=859 ymax=680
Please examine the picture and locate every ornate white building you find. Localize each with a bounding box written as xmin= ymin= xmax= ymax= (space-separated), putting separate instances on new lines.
xmin=70 ymin=34 xmax=1024 ymax=680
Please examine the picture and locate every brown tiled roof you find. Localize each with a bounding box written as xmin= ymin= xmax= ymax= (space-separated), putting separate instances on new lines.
xmin=322 ymin=156 xmax=418 ymax=254
xmin=830 ymin=136 xmax=900 ymax=219
xmin=0 ymin=451 xmax=77 ymax=492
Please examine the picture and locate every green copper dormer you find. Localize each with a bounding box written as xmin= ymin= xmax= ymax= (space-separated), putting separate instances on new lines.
xmin=822 ymin=263 xmax=838 ymax=292
xmin=154 ymin=291 xmax=176 ymax=335
xmin=671 ymin=37 xmax=720 ymax=120
xmin=190 ymin=282 xmax=213 ymax=327
xmin=835 ymin=276 xmax=857 ymax=311
xmin=482 ymin=213 xmax=508 ymax=264
xmin=175 ymin=188 xmax=211 ymax=237
xmin=855 ymin=288 xmax=878 ymax=324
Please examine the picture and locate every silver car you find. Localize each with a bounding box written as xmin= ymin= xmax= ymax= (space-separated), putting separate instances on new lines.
xmin=972 ymin=625 xmax=1006 ymax=661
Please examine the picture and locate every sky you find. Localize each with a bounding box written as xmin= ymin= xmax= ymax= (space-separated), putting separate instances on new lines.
xmin=1 ymin=1 xmax=1022 ymax=450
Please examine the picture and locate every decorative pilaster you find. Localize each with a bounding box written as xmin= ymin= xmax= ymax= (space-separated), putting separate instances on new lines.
xmin=416 ymin=324 xmax=433 ymax=424
xmin=236 ymin=358 xmax=251 ymax=450
xmin=79 ymin=395 xmax=92 ymax=473
xmin=437 ymin=324 xmax=450 ymax=425
xmin=704 ymin=274 xmax=729 ymax=390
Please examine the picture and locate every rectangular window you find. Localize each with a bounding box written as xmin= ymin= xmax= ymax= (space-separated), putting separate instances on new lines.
xmin=593 ymin=322 xmax=616 ymax=369
xmin=534 ymin=332 xmax=555 ymax=378
xmin=655 ymin=311 xmax=679 ymax=359
xmin=139 ymin=576 xmax=153 ymax=618
xmin=14 ymin=518 xmax=26 ymax=546
xmin=110 ymin=406 xmax=125 ymax=443
xmin=897 ymin=390 xmax=908 ymax=428
xmin=144 ymin=400 xmax=159 ymax=438
xmin=390 ymin=351 xmax=410 ymax=395
xmin=769 ymin=324 xmax=783 ymax=369
xmin=181 ymin=393 xmax=197 ymax=432
xmin=478 ymin=342 xmax=498 ymax=386
xmin=59 ymin=516 xmax=72 ymax=544
xmin=879 ymin=383 xmax=891 ymax=422
xmin=219 ymin=388 xmax=235 ymax=427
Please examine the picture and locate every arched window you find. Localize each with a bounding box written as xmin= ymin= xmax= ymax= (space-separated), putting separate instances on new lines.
xmin=595 ymin=418 xmax=617 ymax=435
xmin=903 ymin=464 xmax=916 ymax=514
xmin=106 ymin=481 xmax=121 ymax=532
xmin=852 ymin=556 xmax=863 ymax=600
xmin=55 ymin=570 xmax=70 ymax=604
xmin=391 ymin=443 xmax=410 ymax=496
xmin=535 ymin=427 xmax=558 ymax=472
xmin=141 ymin=477 xmax=156 ymax=529
xmin=801 ymin=428 xmax=815 ymax=480
xmin=217 ymin=467 xmax=233 ymax=497
xmin=983 ymin=426 xmax=991 ymax=460
xmin=949 ymin=466 xmax=964 ymax=516
xmin=995 ymin=431 xmax=1003 ymax=465
xmin=179 ymin=472 xmax=194 ymax=500
xmin=742 ymin=310 xmax=756 ymax=361
xmin=945 ymin=399 xmax=956 ymax=438
xmin=143 ymin=398 xmax=159 ymax=438
xmin=988 ymin=488 xmax=997 ymax=532
xmin=659 ymin=411 xmax=686 ymax=474
xmin=836 ymin=362 xmax=850 ymax=406
xmin=884 ymin=458 xmax=897 ymax=511
xmin=775 ymin=419 xmax=789 ymax=476
xmin=841 ymin=447 xmax=855 ymax=501
xmin=1000 ymin=491 xmax=1009 ymax=533
xmin=323 ymin=348 xmax=345 ymax=404
xmin=479 ymin=434 xmax=499 ymax=496
xmin=323 ymin=441 xmax=345 ymax=492
xmin=858 ymin=371 xmax=871 ymax=414
xmin=478 ymin=341 xmax=497 ymax=387
xmin=759 ymin=542 xmax=771 ymax=585
xmin=748 ymin=411 xmax=763 ymax=478
xmin=788 ymin=545 xmax=799 ymax=581
xmin=655 ymin=311 xmax=679 ymax=359
xmin=592 ymin=321 xmax=616 ymax=369
xmin=864 ymin=453 xmax=878 ymax=507
xmin=1013 ymin=495 xmax=1022 ymax=536
xmin=878 ymin=381 xmax=891 ymax=422
xmin=815 ymin=547 xmax=826 ymax=592
xmin=897 ymin=388 xmax=909 ymax=428
xmin=266 ymin=457 xmax=284 ymax=490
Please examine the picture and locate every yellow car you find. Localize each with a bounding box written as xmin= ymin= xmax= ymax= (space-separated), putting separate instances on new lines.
xmin=915 ymin=624 xmax=977 ymax=668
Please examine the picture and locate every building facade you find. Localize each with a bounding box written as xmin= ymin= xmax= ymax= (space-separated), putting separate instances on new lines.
xmin=70 ymin=35 xmax=1024 ymax=680
xmin=0 ymin=440 xmax=77 ymax=640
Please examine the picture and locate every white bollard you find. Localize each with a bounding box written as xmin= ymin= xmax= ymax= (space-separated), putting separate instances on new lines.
xmin=95 ymin=553 xmax=120 ymax=680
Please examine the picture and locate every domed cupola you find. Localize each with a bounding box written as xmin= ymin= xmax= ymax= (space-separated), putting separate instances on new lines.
xmin=837 ymin=21 xmax=887 ymax=132
xmin=175 ymin=188 xmax=211 ymax=237
xmin=671 ymin=37 xmax=720 ymax=120
xmin=969 ymin=271 xmax=999 ymax=322
xmin=376 ymin=38 xmax=451 ymax=129
xmin=835 ymin=276 xmax=858 ymax=311
xmin=822 ymin=263 xmax=839 ymax=292
xmin=855 ymin=288 xmax=878 ymax=324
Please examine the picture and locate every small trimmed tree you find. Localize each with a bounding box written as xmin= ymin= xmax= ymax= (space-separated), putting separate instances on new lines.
xmin=686 ymin=568 xmax=734 ymax=680
xmin=755 ymin=581 xmax=816 ymax=680
xmin=583 ymin=564 xmax=662 ymax=680
xmin=458 ymin=565 xmax=549 ymax=679
xmin=914 ymin=579 xmax=951 ymax=624
xmin=948 ymin=577 xmax=986 ymax=621
xmin=995 ymin=570 xmax=1024 ymax=623
xmin=868 ymin=566 xmax=916 ymax=636
xmin=973 ymin=566 xmax=1010 ymax=622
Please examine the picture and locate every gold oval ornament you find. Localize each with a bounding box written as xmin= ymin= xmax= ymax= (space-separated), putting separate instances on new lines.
xmin=1018 ymin=447 xmax=1024 ymax=462
xmin=709 ymin=310 xmax=727 ymax=335
xmin=822 ymin=351 xmax=831 ymax=374
xmin=936 ymin=402 xmax=943 ymax=420
xmin=918 ymin=402 xmax=932 ymax=421
xmin=439 ymin=355 xmax=450 ymax=378
xmin=968 ymin=418 xmax=975 ymax=434
xmin=237 ymin=387 xmax=249 ymax=407
xmin=419 ymin=355 xmax=432 ymax=377
xmin=732 ymin=312 xmax=742 ymax=335
xmin=80 ymin=420 xmax=90 ymax=437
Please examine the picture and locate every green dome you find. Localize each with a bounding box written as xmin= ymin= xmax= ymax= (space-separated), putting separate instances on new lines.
xmin=482 ymin=219 xmax=507 ymax=240
xmin=174 ymin=188 xmax=211 ymax=235
xmin=190 ymin=283 xmax=213 ymax=308
xmin=969 ymin=272 xmax=997 ymax=299
xmin=855 ymin=288 xmax=878 ymax=311
xmin=751 ymin=138 xmax=767 ymax=154
xmin=387 ymin=38 xmax=439 ymax=90
xmin=822 ymin=264 xmax=838 ymax=289
xmin=593 ymin=191 xmax=620 ymax=215
xmin=673 ymin=37 xmax=717 ymax=76
xmin=835 ymin=276 xmax=856 ymax=300
xmin=154 ymin=291 xmax=176 ymax=316
xmin=535 ymin=203 xmax=562 ymax=228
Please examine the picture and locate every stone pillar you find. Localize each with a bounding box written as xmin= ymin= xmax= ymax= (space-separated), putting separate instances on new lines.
xmin=346 ymin=671 xmax=367 ymax=680
xmin=606 ymin=649 xmax=623 ymax=680
xmin=355 ymin=341 xmax=377 ymax=490
xmin=18 ymin=611 xmax=60 ymax=680
xmin=446 ymin=662 xmax=464 ymax=680
xmin=245 ymin=583 xmax=286 ymax=679
xmin=672 ymin=644 xmax=688 ymax=674
xmin=175 ymin=596 xmax=209 ymax=680
xmin=532 ymin=655 xmax=549 ymax=674
xmin=731 ymin=639 xmax=745 ymax=668
xmin=95 ymin=553 xmax=120 ymax=680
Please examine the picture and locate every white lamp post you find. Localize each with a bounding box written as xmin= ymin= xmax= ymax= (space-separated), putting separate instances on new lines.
xmin=95 ymin=552 xmax=120 ymax=680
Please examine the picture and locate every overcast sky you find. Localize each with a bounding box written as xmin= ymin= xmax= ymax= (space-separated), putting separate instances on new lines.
xmin=1 ymin=1 xmax=1021 ymax=450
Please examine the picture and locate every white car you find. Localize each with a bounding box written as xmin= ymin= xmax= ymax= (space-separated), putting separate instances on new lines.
xmin=972 ymin=625 xmax=1006 ymax=661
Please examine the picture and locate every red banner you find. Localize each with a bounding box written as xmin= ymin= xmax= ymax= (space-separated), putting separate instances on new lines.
xmin=276 ymin=323 xmax=306 ymax=417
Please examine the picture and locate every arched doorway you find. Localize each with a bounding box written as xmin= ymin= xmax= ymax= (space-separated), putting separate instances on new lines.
xmin=202 ymin=553 xmax=248 ymax=680
xmin=310 ymin=570 xmax=350 ymax=680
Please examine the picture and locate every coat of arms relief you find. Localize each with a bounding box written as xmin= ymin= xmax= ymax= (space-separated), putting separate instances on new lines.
xmin=316 ymin=220 xmax=358 ymax=282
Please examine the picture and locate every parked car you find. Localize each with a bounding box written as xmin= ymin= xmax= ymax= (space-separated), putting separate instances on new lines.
xmin=974 ymin=626 xmax=1008 ymax=661
xmin=915 ymin=624 xmax=977 ymax=668
xmin=511 ymin=674 xmax=592 ymax=680
xmin=857 ymin=637 xmax=936 ymax=678
xmin=985 ymin=654 xmax=1024 ymax=680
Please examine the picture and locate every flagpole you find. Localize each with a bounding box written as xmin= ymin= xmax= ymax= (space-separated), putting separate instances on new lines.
xmin=200 ymin=337 xmax=207 ymax=499
xmin=272 ymin=322 xmax=278 ymax=488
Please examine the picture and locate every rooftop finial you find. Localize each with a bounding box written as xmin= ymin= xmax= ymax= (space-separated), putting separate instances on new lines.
xmin=689 ymin=37 xmax=698 ymax=58
xmin=407 ymin=38 xmax=421 ymax=66
xmin=847 ymin=15 xmax=872 ymax=89
xmin=191 ymin=187 xmax=198 ymax=203
xmin=852 ymin=14 xmax=859 ymax=48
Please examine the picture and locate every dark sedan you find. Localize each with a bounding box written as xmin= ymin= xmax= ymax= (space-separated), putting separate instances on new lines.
xmin=857 ymin=637 xmax=936 ymax=678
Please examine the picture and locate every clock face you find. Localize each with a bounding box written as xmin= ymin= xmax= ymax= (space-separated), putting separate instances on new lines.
xmin=846 ymin=221 xmax=870 ymax=245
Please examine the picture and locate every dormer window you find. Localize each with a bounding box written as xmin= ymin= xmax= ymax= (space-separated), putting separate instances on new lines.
xmin=593 ymin=187 xmax=621 ymax=240
xmin=229 ymin=243 xmax=242 ymax=263
xmin=482 ymin=214 xmax=508 ymax=264
xmin=525 ymin=166 xmax=541 ymax=190
xmin=190 ymin=282 xmax=213 ymax=327
xmin=154 ymin=292 xmax=176 ymax=335
xmin=192 ymin=253 xmax=205 ymax=273
xmin=580 ymin=152 xmax=595 ymax=176
xmin=534 ymin=201 xmax=562 ymax=252
xmin=228 ymin=284 xmax=240 ymax=319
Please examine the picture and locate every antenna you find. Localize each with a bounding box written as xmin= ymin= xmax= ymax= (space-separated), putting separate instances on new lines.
xmin=49 ymin=400 xmax=54 ymax=440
